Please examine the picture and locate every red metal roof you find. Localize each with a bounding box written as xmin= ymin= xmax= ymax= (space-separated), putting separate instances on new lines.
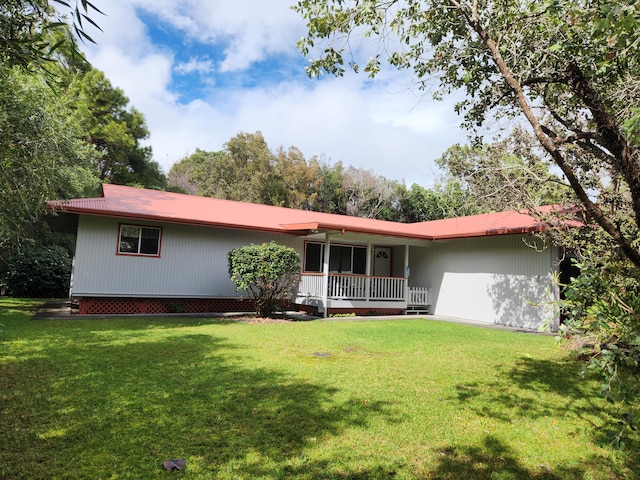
xmin=47 ymin=184 xmax=570 ymax=241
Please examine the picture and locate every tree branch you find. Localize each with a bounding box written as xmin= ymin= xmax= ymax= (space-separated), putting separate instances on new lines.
xmin=565 ymin=62 xmax=640 ymax=228
xmin=522 ymin=75 xmax=569 ymax=86
xmin=459 ymin=3 xmax=640 ymax=267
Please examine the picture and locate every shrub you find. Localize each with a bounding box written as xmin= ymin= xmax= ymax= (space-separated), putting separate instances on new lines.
xmin=228 ymin=242 xmax=301 ymax=318
xmin=6 ymin=246 xmax=72 ymax=297
xmin=558 ymin=254 xmax=640 ymax=447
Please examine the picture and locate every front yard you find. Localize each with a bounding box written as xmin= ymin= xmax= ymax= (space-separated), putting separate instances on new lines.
xmin=0 ymin=299 xmax=637 ymax=479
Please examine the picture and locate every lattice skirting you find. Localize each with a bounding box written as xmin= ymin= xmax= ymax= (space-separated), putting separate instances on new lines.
xmin=76 ymin=297 xmax=318 ymax=316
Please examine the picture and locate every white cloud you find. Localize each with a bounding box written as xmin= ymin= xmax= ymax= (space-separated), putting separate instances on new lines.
xmin=79 ymin=0 xmax=468 ymax=187
xmin=125 ymin=0 xmax=304 ymax=71
xmin=174 ymin=57 xmax=214 ymax=75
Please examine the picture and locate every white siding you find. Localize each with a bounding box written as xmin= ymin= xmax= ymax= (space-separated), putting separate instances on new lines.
xmin=72 ymin=216 xmax=303 ymax=298
xmin=72 ymin=216 xmax=559 ymax=329
xmin=409 ymin=235 xmax=559 ymax=330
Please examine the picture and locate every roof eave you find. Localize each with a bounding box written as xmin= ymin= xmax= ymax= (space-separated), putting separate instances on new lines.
xmin=46 ymin=205 xmax=301 ymax=236
xmin=431 ymin=225 xmax=547 ymax=241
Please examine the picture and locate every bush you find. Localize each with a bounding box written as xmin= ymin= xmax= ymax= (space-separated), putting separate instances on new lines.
xmin=559 ymin=254 xmax=640 ymax=447
xmin=228 ymin=242 xmax=301 ymax=318
xmin=6 ymin=246 xmax=72 ymax=297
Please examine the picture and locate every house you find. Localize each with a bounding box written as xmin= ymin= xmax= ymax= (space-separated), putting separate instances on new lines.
xmin=47 ymin=183 xmax=572 ymax=330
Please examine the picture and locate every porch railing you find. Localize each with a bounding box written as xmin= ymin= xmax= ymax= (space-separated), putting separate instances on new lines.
xmin=408 ymin=286 xmax=430 ymax=306
xmin=298 ymin=273 xmax=407 ymax=301
xmin=298 ymin=273 xmax=324 ymax=299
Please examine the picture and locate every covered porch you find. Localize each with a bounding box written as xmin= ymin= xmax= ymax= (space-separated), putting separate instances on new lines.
xmin=296 ymin=273 xmax=430 ymax=315
xmin=292 ymin=231 xmax=431 ymax=316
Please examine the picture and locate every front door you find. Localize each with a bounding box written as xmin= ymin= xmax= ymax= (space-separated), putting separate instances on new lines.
xmin=373 ymin=247 xmax=392 ymax=277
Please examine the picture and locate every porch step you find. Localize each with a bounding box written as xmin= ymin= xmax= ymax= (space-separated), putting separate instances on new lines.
xmin=405 ymin=306 xmax=430 ymax=315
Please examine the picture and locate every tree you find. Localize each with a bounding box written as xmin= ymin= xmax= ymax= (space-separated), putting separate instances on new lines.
xmin=169 ymin=132 xmax=276 ymax=204
xmin=227 ymin=242 xmax=302 ymax=318
xmin=437 ymin=128 xmax=575 ymax=213
xmin=0 ymin=65 xmax=99 ymax=264
xmin=67 ymin=68 xmax=166 ymax=189
xmin=272 ymin=147 xmax=322 ymax=210
xmin=397 ymin=182 xmax=474 ymax=222
xmin=294 ymin=0 xmax=640 ymax=268
xmin=313 ymin=161 xmax=347 ymax=214
xmin=294 ymin=0 xmax=640 ymax=440
xmin=342 ymin=166 xmax=397 ymax=218
xmin=1 ymin=1 xmax=103 ymax=70
xmin=169 ymin=133 xmax=326 ymax=209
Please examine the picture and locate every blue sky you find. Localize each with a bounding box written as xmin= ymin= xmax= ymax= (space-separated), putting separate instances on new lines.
xmin=77 ymin=0 xmax=469 ymax=187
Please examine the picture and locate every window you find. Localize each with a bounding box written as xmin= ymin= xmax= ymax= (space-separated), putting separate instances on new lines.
xmin=329 ymin=245 xmax=352 ymax=273
xmin=353 ymin=247 xmax=366 ymax=274
xmin=304 ymin=242 xmax=366 ymax=274
xmin=118 ymin=225 xmax=161 ymax=256
xmin=304 ymin=242 xmax=324 ymax=272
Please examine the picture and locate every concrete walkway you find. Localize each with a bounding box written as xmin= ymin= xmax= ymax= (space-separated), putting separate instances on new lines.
xmin=320 ymin=313 xmax=547 ymax=334
xmin=33 ymin=299 xmax=547 ymax=334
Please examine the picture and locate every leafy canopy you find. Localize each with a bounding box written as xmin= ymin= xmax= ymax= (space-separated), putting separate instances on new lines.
xmin=0 ymin=1 xmax=103 ymax=70
xmin=0 ymin=65 xmax=98 ymax=259
xmin=437 ymin=128 xmax=575 ymax=213
xmin=228 ymin=242 xmax=302 ymax=318
xmin=294 ymin=0 xmax=640 ymax=267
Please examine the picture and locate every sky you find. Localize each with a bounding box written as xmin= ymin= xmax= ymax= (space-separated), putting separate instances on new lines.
xmin=75 ymin=0 xmax=470 ymax=187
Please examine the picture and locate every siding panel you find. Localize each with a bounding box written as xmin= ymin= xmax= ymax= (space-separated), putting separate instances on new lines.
xmin=73 ymin=216 xmax=303 ymax=298
xmin=416 ymin=235 xmax=558 ymax=329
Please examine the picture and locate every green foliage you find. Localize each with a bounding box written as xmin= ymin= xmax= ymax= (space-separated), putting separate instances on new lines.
xmin=558 ymin=253 xmax=640 ymax=446
xmin=1 ymin=44 xmax=163 ymax=264
xmin=399 ymin=181 xmax=485 ymax=221
xmin=169 ymin=132 xmax=321 ymax=209
xmin=0 ymin=1 xmax=102 ymax=70
xmin=5 ymin=245 xmax=71 ymax=297
xmin=165 ymin=300 xmax=185 ymax=314
xmin=294 ymin=0 xmax=640 ymax=267
xmin=0 ymin=65 xmax=99 ymax=261
xmin=228 ymin=242 xmax=301 ymax=318
xmin=314 ymin=161 xmax=347 ymax=214
xmin=66 ymin=68 xmax=166 ymax=189
xmin=437 ymin=129 xmax=575 ymax=213
xmin=169 ymin=132 xmax=470 ymax=222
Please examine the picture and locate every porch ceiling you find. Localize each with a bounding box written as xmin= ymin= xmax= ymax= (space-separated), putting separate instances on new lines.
xmin=301 ymin=230 xmax=432 ymax=247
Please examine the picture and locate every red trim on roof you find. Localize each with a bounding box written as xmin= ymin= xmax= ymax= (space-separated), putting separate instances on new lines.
xmin=47 ymin=184 xmax=577 ymax=241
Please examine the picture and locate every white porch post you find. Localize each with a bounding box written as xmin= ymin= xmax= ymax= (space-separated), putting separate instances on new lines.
xmin=365 ymin=241 xmax=372 ymax=301
xmin=404 ymin=244 xmax=410 ymax=304
xmin=322 ymin=233 xmax=331 ymax=318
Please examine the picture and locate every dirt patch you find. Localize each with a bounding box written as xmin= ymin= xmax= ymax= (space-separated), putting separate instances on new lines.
xmin=244 ymin=317 xmax=291 ymax=324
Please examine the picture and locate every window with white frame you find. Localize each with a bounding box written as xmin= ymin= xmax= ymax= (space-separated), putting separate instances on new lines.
xmin=118 ymin=225 xmax=162 ymax=256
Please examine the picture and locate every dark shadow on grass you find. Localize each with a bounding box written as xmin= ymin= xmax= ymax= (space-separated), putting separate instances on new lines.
xmin=429 ymin=435 xmax=588 ymax=480
xmin=0 ymin=324 xmax=399 ymax=478
xmin=453 ymin=358 xmax=593 ymax=422
xmin=449 ymin=356 xmax=639 ymax=478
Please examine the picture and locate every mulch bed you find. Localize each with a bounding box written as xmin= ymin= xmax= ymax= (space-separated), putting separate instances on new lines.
xmin=243 ymin=317 xmax=291 ymax=324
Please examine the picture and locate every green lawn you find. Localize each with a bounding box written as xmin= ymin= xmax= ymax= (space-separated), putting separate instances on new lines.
xmin=0 ymin=299 xmax=637 ymax=479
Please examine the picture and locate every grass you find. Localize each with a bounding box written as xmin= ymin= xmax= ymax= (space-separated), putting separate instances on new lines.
xmin=0 ymin=298 xmax=638 ymax=479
